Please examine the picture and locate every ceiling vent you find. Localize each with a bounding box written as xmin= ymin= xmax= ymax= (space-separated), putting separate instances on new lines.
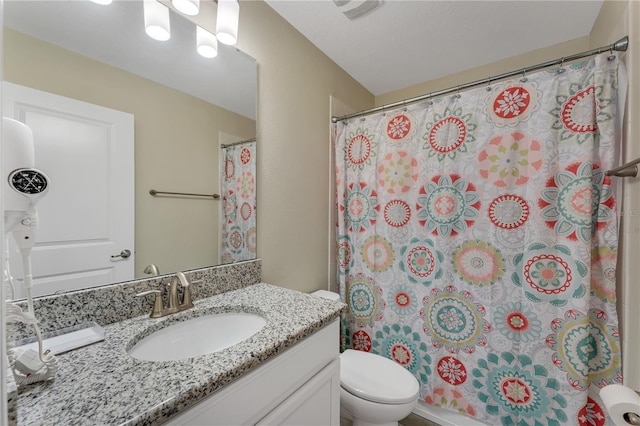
xmin=332 ymin=0 xmax=383 ymax=20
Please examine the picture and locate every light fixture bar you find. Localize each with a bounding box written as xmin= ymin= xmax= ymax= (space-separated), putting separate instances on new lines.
xmin=216 ymin=0 xmax=239 ymax=46
xmin=144 ymin=0 xmax=171 ymax=41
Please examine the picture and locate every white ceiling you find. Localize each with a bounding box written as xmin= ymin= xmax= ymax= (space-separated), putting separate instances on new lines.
xmin=4 ymin=0 xmax=257 ymax=120
xmin=5 ymin=1 xmax=604 ymax=116
xmin=265 ymin=0 xmax=604 ymax=96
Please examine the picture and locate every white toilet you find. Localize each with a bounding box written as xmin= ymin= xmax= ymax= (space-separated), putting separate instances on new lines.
xmin=312 ymin=290 xmax=420 ymax=426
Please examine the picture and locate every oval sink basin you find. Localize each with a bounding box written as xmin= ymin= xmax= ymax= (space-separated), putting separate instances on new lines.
xmin=128 ymin=312 xmax=266 ymax=361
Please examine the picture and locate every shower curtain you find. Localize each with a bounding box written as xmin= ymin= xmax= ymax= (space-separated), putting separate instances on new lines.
xmin=335 ymin=55 xmax=622 ymax=425
xmin=220 ymin=141 xmax=257 ymax=263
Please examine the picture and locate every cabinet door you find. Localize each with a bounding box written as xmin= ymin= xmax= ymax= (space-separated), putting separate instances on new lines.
xmin=257 ymin=358 xmax=340 ymax=426
xmin=164 ymin=321 xmax=339 ymax=425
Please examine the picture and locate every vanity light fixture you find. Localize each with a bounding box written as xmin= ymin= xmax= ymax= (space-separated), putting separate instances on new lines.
xmin=90 ymin=0 xmax=113 ymax=5
xmin=172 ymin=0 xmax=199 ymax=16
xmin=144 ymin=0 xmax=171 ymax=41
xmin=197 ymin=26 xmax=218 ymax=58
xmin=216 ymin=0 xmax=239 ymax=45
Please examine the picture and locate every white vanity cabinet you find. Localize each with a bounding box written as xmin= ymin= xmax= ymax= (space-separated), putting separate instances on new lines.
xmin=164 ymin=320 xmax=340 ymax=425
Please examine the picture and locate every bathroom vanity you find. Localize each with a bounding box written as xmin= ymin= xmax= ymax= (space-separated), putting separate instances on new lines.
xmin=165 ymin=320 xmax=340 ymax=425
xmin=11 ymin=277 xmax=345 ymax=425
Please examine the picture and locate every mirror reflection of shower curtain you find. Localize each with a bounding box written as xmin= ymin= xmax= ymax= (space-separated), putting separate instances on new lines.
xmin=220 ymin=141 xmax=257 ymax=264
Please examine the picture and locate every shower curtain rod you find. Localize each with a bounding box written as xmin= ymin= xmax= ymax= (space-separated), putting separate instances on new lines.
xmin=221 ymin=137 xmax=256 ymax=149
xmin=331 ymin=36 xmax=629 ymax=123
xmin=606 ymin=156 xmax=640 ymax=178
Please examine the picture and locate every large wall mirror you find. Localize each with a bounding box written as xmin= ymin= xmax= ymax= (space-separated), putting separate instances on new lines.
xmin=3 ymin=0 xmax=257 ymax=299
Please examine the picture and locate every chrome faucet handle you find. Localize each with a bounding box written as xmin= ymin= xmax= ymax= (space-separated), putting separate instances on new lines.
xmin=135 ymin=290 xmax=164 ymax=318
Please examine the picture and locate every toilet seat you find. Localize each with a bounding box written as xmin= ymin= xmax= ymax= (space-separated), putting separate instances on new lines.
xmin=340 ymin=349 xmax=419 ymax=404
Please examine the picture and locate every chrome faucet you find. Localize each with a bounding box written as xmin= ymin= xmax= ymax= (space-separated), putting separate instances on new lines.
xmin=136 ymin=272 xmax=199 ymax=318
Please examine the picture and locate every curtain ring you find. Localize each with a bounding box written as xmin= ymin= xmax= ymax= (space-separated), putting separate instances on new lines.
xmin=455 ymin=86 xmax=461 ymax=99
xmin=427 ymin=93 xmax=433 ymax=105
xmin=381 ymin=105 xmax=386 ymax=117
xmin=486 ymin=78 xmax=492 ymax=92
xmin=360 ymin=112 xmax=366 ymax=122
xmin=558 ymin=58 xmax=565 ymax=73
xmin=520 ymin=69 xmax=528 ymax=83
xmin=608 ymin=46 xmax=616 ymax=61
xmin=402 ymin=100 xmax=407 ymax=112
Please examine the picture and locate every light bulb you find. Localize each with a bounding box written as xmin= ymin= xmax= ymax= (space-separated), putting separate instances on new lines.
xmin=172 ymin=0 xmax=199 ymax=16
xmin=144 ymin=0 xmax=171 ymax=41
xmin=216 ymin=0 xmax=239 ymax=46
xmin=197 ymin=26 xmax=218 ymax=58
xmin=90 ymin=0 xmax=113 ymax=5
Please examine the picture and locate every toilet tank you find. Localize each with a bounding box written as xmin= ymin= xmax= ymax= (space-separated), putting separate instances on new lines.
xmin=311 ymin=290 xmax=341 ymax=301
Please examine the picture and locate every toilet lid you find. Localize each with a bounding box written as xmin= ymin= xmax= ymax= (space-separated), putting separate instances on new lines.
xmin=340 ymin=349 xmax=419 ymax=404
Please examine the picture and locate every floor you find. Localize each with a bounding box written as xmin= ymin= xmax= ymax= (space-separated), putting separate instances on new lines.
xmin=400 ymin=413 xmax=440 ymax=426
xmin=341 ymin=413 xmax=440 ymax=426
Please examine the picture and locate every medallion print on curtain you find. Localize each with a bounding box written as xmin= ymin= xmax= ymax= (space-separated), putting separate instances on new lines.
xmin=221 ymin=141 xmax=257 ymax=263
xmin=335 ymin=55 xmax=622 ymax=425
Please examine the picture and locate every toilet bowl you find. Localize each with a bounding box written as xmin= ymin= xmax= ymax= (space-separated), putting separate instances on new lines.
xmin=340 ymin=349 xmax=419 ymax=426
xmin=311 ymin=291 xmax=420 ymax=426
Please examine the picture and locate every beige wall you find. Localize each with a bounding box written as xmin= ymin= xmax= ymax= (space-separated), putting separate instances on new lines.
xmin=3 ymin=29 xmax=256 ymax=278
xmin=235 ymin=1 xmax=374 ymax=292
xmin=376 ymin=36 xmax=592 ymax=106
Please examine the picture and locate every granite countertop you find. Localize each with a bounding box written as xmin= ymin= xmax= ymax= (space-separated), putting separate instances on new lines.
xmin=15 ymin=283 xmax=345 ymax=426
xmin=6 ymin=361 xmax=17 ymax=426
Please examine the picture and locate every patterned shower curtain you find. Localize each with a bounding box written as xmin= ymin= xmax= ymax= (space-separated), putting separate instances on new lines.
xmin=220 ymin=141 xmax=257 ymax=263
xmin=335 ymin=55 xmax=622 ymax=425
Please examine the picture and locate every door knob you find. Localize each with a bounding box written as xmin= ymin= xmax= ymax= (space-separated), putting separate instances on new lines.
xmin=111 ymin=249 xmax=132 ymax=259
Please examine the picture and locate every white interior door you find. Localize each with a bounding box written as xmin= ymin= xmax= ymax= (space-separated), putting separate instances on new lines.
xmin=3 ymin=82 xmax=134 ymax=298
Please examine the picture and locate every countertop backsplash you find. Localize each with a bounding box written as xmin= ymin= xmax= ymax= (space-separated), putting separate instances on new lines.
xmin=8 ymin=259 xmax=262 ymax=344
